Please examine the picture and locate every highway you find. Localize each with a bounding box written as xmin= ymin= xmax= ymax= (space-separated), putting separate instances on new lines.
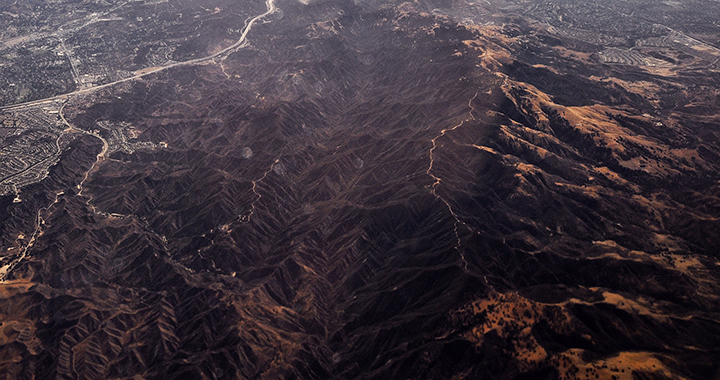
xmin=0 ymin=0 xmax=278 ymax=277
xmin=0 ymin=0 xmax=277 ymax=112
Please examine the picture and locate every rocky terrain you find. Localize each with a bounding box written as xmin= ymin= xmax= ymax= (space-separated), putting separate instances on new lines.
xmin=1 ymin=0 xmax=720 ymax=378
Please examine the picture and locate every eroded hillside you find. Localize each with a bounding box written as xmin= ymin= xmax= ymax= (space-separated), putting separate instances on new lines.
xmin=1 ymin=0 xmax=719 ymax=378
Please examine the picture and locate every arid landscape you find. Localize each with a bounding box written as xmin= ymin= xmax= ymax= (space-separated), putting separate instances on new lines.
xmin=1 ymin=0 xmax=719 ymax=378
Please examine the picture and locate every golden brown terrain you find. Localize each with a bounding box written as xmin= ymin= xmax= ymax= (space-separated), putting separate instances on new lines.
xmin=1 ymin=0 xmax=719 ymax=378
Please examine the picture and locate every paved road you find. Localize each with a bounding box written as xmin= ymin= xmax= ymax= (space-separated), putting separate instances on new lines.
xmin=0 ymin=0 xmax=277 ymax=112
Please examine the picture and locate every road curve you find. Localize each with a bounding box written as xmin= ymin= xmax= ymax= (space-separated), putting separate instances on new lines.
xmin=0 ymin=0 xmax=277 ymax=112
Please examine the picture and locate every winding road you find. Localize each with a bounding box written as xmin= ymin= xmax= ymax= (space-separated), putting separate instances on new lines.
xmin=0 ymin=0 xmax=277 ymax=112
xmin=0 ymin=0 xmax=278 ymax=281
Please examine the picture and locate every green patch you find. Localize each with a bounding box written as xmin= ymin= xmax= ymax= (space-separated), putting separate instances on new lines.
xmin=17 ymin=87 xmax=31 ymax=99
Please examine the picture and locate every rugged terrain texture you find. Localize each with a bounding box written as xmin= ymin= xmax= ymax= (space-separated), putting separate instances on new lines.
xmin=1 ymin=0 xmax=720 ymax=378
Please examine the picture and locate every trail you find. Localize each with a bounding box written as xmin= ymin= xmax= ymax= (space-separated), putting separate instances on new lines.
xmin=0 ymin=103 xmax=109 ymax=282
xmin=0 ymin=0 xmax=278 ymax=281
xmin=0 ymin=189 xmax=64 ymax=281
xmin=239 ymin=158 xmax=280 ymax=224
xmin=426 ymin=93 xmax=479 ymax=273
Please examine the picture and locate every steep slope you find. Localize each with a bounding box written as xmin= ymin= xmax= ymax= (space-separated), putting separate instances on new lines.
xmin=0 ymin=0 xmax=719 ymax=379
